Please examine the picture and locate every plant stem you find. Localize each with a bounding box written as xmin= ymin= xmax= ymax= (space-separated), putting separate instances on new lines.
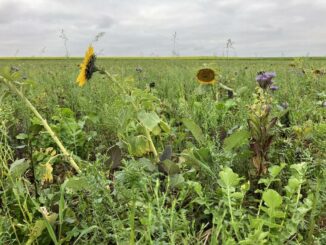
xmin=0 ymin=75 xmax=81 ymax=173
xmin=101 ymin=69 xmax=160 ymax=163
xmin=144 ymin=127 xmax=159 ymax=162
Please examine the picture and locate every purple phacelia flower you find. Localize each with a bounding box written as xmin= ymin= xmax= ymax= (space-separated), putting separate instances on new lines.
xmin=270 ymin=85 xmax=279 ymax=91
xmin=256 ymin=71 xmax=276 ymax=89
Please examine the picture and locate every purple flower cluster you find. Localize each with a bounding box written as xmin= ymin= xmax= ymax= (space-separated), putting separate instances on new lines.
xmin=256 ymin=72 xmax=276 ymax=89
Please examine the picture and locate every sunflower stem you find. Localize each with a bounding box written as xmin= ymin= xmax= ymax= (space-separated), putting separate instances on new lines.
xmin=144 ymin=127 xmax=159 ymax=163
xmin=101 ymin=69 xmax=159 ymax=162
xmin=0 ymin=75 xmax=81 ymax=174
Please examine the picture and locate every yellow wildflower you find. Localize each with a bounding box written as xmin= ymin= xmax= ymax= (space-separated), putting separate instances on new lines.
xmin=76 ymin=45 xmax=97 ymax=87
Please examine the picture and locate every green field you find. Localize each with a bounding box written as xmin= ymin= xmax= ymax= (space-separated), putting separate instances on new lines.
xmin=0 ymin=57 xmax=325 ymax=244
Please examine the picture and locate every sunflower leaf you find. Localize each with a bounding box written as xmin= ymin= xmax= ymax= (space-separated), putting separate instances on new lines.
xmin=137 ymin=110 xmax=161 ymax=131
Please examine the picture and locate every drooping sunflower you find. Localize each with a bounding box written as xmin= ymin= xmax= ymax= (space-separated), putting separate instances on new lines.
xmin=76 ymin=45 xmax=97 ymax=87
xmin=196 ymin=68 xmax=216 ymax=84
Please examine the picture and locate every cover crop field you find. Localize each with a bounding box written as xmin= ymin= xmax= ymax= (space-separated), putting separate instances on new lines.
xmin=0 ymin=55 xmax=325 ymax=244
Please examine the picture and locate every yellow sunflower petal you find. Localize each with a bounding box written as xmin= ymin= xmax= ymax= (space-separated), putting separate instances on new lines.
xmin=76 ymin=45 xmax=95 ymax=87
xmin=76 ymin=69 xmax=87 ymax=87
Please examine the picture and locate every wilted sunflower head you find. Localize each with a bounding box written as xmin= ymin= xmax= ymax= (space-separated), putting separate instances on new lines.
xmin=76 ymin=45 xmax=97 ymax=87
xmin=196 ymin=68 xmax=216 ymax=84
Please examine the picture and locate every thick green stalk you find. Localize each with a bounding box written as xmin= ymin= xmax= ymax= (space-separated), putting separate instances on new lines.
xmin=0 ymin=75 xmax=81 ymax=173
xmin=144 ymin=127 xmax=159 ymax=162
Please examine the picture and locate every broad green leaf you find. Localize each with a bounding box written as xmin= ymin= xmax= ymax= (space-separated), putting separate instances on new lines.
xmin=286 ymin=177 xmax=300 ymax=192
xmin=268 ymin=163 xmax=286 ymax=178
xmin=137 ymin=110 xmax=161 ymax=131
xmin=127 ymin=135 xmax=150 ymax=157
xmin=170 ymin=174 xmax=185 ymax=187
xmin=65 ymin=177 xmax=90 ymax=193
xmin=182 ymin=118 xmax=205 ymax=145
xmin=223 ymin=129 xmax=249 ymax=151
xmin=138 ymin=158 xmax=157 ymax=172
xmin=263 ymin=189 xmax=282 ymax=208
xmin=161 ymin=160 xmax=180 ymax=175
xmin=219 ymin=167 xmax=240 ymax=187
xmin=9 ymin=159 xmax=29 ymax=178
xmin=290 ymin=162 xmax=307 ymax=175
xmin=151 ymin=124 xmax=161 ymax=135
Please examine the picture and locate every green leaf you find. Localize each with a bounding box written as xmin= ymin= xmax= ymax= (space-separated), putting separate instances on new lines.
xmin=159 ymin=120 xmax=171 ymax=133
xmin=127 ymin=135 xmax=150 ymax=157
xmin=170 ymin=174 xmax=185 ymax=187
xmin=9 ymin=159 xmax=29 ymax=178
xmin=219 ymin=167 xmax=241 ymax=188
xmin=16 ymin=133 xmax=28 ymax=140
xmin=263 ymin=189 xmax=282 ymax=208
xmin=269 ymin=163 xmax=286 ymax=178
xmin=26 ymin=219 xmax=47 ymax=245
xmin=43 ymin=214 xmax=59 ymax=245
xmin=151 ymin=124 xmax=161 ymax=136
xmin=137 ymin=110 xmax=161 ymax=131
xmin=194 ymin=147 xmax=211 ymax=163
xmin=65 ymin=177 xmax=90 ymax=193
xmin=182 ymin=118 xmax=205 ymax=145
xmin=73 ymin=226 xmax=99 ymax=245
xmin=223 ymin=129 xmax=249 ymax=151
xmin=160 ymin=160 xmax=180 ymax=175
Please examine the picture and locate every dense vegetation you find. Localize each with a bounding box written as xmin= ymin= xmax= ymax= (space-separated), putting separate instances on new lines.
xmin=0 ymin=57 xmax=325 ymax=244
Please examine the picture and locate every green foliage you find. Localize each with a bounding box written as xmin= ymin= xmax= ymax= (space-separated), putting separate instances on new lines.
xmin=0 ymin=57 xmax=325 ymax=244
xmin=223 ymin=129 xmax=249 ymax=151
xmin=182 ymin=118 xmax=205 ymax=145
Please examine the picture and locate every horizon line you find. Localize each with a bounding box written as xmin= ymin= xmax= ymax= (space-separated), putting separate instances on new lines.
xmin=1 ymin=55 xmax=325 ymax=60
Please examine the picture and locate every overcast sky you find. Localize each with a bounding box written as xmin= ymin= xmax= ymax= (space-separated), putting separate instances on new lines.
xmin=0 ymin=0 xmax=325 ymax=57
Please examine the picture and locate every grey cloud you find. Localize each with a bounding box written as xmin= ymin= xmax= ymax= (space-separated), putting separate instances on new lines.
xmin=0 ymin=0 xmax=325 ymax=56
